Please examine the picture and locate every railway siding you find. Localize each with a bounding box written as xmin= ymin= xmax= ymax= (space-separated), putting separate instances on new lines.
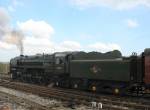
xmin=0 ymin=80 xmax=150 ymax=110
xmin=0 ymin=86 xmax=62 ymax=110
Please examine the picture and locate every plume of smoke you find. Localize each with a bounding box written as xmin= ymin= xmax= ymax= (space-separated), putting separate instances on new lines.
xmin=4 ymin=30 xmax=24 ymax=55
xmin=0 ymin=7 xmax=24 ymax=55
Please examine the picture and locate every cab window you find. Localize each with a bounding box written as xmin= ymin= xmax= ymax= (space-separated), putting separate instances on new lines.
xmin=55 ymin=58 xmax=63 ymax=64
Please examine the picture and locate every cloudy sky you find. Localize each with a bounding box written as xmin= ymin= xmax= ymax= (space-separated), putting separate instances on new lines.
xmin=0 ymin=0 xmax=150 ymax=61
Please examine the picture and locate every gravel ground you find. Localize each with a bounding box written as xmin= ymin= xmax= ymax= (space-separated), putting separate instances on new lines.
xmin=0 ymin=101 xmax=28 ymax=110
xmin=0 ymin=86 xmax=95 ymax=110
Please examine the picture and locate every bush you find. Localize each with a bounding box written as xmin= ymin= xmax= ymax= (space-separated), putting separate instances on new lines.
xmin=0 ymin=63 xmax=9 ymax=74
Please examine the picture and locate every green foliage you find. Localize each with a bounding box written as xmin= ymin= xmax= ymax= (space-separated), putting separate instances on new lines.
xmin=0 ymin=63 xmax=9 ymax=74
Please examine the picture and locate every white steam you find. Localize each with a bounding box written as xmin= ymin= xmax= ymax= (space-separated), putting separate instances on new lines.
xmin=0 ymin=7 xmax=24 ymax=55
xmin=4 ymin=30 xmax=24 ymax=55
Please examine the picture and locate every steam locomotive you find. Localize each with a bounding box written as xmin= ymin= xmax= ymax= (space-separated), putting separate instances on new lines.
xmin=10 ymin=49 xmax=150 ymax=96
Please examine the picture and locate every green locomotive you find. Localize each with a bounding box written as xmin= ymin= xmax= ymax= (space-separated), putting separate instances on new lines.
xmin=10 ymin=49 xmax=150 ymax=95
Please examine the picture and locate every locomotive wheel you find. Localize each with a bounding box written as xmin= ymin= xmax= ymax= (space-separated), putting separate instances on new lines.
xmin=74 ymin=84 xmax=78 ymax=89
xmin=113 ymin=88 xmax=120 ymax=95
xmin=29 ymin=77 xmax=33 ymax=83
xmin=92 ymin=86 xmax=97 ymax=92
xmin=70 ymin=79 xmax=83 ymax=90
xmin=20 ymin=76 xmax=24 ymax=82
xmin=39 ymin=78 xmax=42 ymax=84
xmin=89 ymin=83 xmax=97 ymax=92
xmin=55 ymin=82 xmax=59 ymax=86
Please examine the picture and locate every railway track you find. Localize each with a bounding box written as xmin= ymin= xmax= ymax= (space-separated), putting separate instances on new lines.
xmin=0 ymin=80 xmax=150 ymax=110
xmin=0 ymin=91 xmax=52 ymax=110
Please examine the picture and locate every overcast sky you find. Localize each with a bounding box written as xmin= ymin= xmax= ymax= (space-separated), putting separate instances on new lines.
xmin=0 ymin=0 xmax=150 ymax=61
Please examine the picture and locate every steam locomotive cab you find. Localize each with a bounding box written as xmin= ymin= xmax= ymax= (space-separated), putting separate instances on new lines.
xmin=54 ymin=53 xmax=69 ymax=74
xmin=51 ymin=53 xmax=71 ymax=87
